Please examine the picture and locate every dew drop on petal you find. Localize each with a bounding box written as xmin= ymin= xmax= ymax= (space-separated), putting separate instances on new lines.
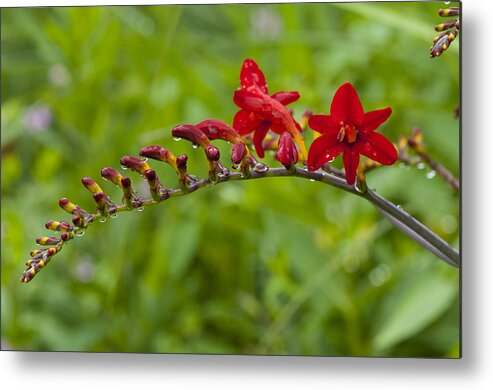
xmin=142 ymin=157 xmax=148 ymax=163
xmin=173 ymin=137 xmax=181 ymax=142
xmin=396 ymin=204 xmax=403 ymax=209
xmin=76 ymin=230 xmax=85 ymax=237
xmin=425 ymin=170 xmax=436 ymax=179
xmin=121 ymin=165 xmax=128 ymax=170
xmin=310 ymin=179 xmax=315 ymax=182
xmin=99 ymin=218 xmax=107 ymax=223
xmin=110 ymin=213 xmax=118 ymax=219
xmin=137 ymin=206 xmax=144 ymax=212
xmin=416 ymin=162 xmax=425 ymax=170
xmin=192 ymin=144 xmax=199 ymax=149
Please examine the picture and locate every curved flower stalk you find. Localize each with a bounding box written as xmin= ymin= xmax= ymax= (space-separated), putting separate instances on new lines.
xmin=19 ymin=134 xmax=460 ymax=282
xmin=19 ymin=59 xmax=460 ymax=283
xmin=430 ymin=5 xmax=460 ymax=58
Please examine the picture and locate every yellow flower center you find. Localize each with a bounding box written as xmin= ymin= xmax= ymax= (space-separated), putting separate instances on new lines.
xmin=337 ymin=122 xmax=358 ymax=143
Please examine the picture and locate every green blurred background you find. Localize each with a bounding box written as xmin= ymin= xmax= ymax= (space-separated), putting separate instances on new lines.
xmin=1 ymin=2 xmax=459 ymax=357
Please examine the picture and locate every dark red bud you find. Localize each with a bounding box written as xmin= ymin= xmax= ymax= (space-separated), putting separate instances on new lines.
xmin=140 ymin=145 xmax=172 ymax=162
xmin=120 ymin=156 xmax=151 ymax=174
xmin=36 ymin=236 xmax=61 ymax=245
xmin=101 ymin=167 xmax=123 ymax=186
xmin=276 ymin=132 xmax=298 ymax=169
xmin=59 ymin=198 xmax=76 ymax=213
xmin=145 ymin=169 xmax=157 ymax=182
xmin=172 ymin=124 xmax=210 ymax=148
xmin=231 ymin=142 xmax=246 ymax=164
xmin=47 ymin=247 xmax=57 ymax=256
xmin=195 ymin=119 xmax=242 ymax=143
xmin=121 ymin=176 xmax=132 ymax=189
xmin=205 ymin=145 xmax=220 ymax=161
xmin=61 ymin=232 xmax=70 ymax=241
xmin=438 ymin=7 xmax=459 ymax=17
xmin=81 ymin=177 xmax=103 ymax=194
xmin=72 ymin=216 xmax=83 ymax=227
xmin=176 ymin=154 xmax=188 ymax=170
xmin=93 ymin=192 xmax=106 ymax=203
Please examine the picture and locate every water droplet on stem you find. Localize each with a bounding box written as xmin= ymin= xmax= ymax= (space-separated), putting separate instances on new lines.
xmin=426 ymin=170 xmax=436 ymax=179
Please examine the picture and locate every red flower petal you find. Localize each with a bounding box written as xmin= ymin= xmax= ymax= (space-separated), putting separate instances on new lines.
xmin=195 ymin=119 xmax=242 ymax=143
xmin=240 ymin=58 xmax=269 ymax=94
xmin=307 ymin=134 xmax=344 ymax=171
xmin=357 ymin=132 xmax=398 ymax=165
xmin=233 ymin=109 xmax=263 ymax=135
xmin=270 ymin=122 xmax=287 ymax=135
xmin=253 ymin=123 xmax=270 ymax=158
xmin=308 ymin=114 xmax=339 ymax=134
xmin=361 ymin=107 xmax=392 ymax=132
xmin=233 ymin=89 xmax=266 ymax=112
xmin=342 ymin=146 xmax=360 ymax=185
xmin=330 ymin=82 xmax=364 ymax=126
xmin=271 ymin=91 xmax=300 ymax=106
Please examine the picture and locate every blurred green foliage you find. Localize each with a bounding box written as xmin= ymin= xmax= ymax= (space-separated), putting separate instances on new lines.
xmin=1 ymin=2 xmax=459 ymax=357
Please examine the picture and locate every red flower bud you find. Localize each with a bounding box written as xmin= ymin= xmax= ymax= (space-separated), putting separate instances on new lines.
xmin=176 ymin=154 xmax=188 ymax=170
xmin=195 ymin=119 xmax=243 ymax=143
xmin=30 ymin=249 xmax=46 ymax=257
xmin=438 ymin=7 xmax=459 ymax=17
xmin=72 ymin=216 xmax=83 ymax=227
xmin=45 ymin=220 xmax=73 ymax=232
xmin=205 ymin=145 xmax=220 ymax=161
xmin=59 ymin=198 xmax=76 ymax=213
xmin=232 ymin=142 xmax=246 ymax=164
xmin=81 ymin=177 xmax=103 ymax=194
xmin=140 ymin=145 xmax=176 ymax=163
xmin=36 ymin=236 xmax=61 ymax=245
xmin=120 ymin=156 xmax=151 ymax=175
xmin=59 ymin=198 xmax=88 ymax=216
xmin=172 ymin=124 xmax=210 ymax=148
xmin=276 ymin=132 xmax=299 ymax=169
xmin=101 ymin=167 xmax=123 ymax=186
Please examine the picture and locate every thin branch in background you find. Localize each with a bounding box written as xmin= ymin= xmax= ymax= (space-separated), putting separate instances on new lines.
xmin=407 ymin=128 xmax=460 ymax=191
xmin=359 ymin=129 xmax=459 ymax=193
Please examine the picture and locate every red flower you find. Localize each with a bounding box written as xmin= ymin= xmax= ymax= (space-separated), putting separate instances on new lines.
xmin=307 ymin=82 xmax=397 ymax=185
xmin=233 ymin=58 xmax=307 ymax=160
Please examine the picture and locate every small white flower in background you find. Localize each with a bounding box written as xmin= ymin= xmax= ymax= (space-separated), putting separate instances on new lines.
xmin=48 ymin=63 xmax=70 ymax=87
xmin=250 ymin=7 xmax=283 ymax=41
xmin=23 ymin=105 xmax=52 ymax=133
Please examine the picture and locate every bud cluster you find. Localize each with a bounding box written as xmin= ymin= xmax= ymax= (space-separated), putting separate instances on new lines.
xmin=430 ymin=6 xmax=460 ymax=58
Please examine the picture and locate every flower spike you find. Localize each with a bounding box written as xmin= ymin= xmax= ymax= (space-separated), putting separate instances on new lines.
xmin=430 ymin=6 xmax=460 ymax=58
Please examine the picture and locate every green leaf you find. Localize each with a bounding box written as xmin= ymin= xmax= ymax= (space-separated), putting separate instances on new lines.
xmin=372 ymin=273 xmax=457 ymax=352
